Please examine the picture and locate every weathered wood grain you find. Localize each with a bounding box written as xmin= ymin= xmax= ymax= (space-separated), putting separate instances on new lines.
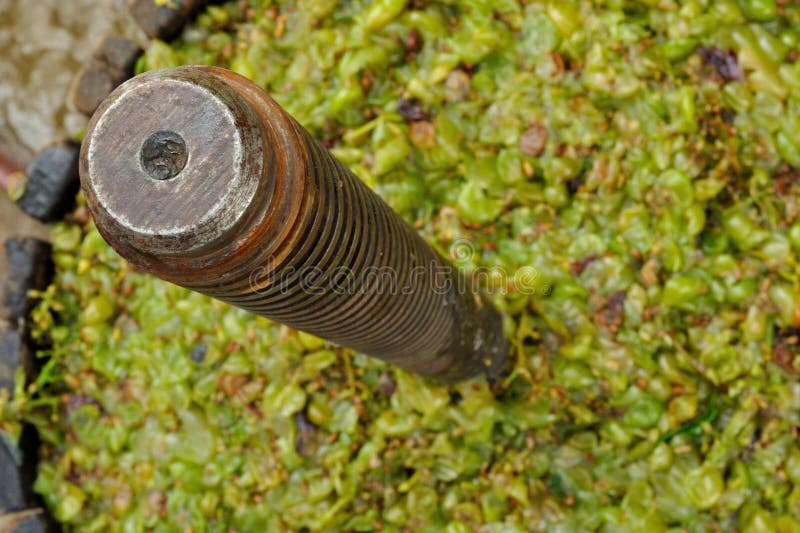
xmin=1 ymin=238 xmax=52 ymax=323
xmin=129 ymin=0 xmax=205 ymax=40
xmin=70 ymin=35 xmax=142 ymax=116
xmin=14 ymin=142 xmax=80 ymax=222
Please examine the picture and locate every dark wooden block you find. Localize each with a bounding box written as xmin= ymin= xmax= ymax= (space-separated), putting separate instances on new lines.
xmin=93 ymin=35 xmax=142 ymax=75
xmin=0 ymin=434 xmax=25 ymax=514
xmin=0 ymin=240 xmax=52 ymax=531
xmin=70 ymin=61 xmax=118 ymax=116
xmin=0 ymin=324 xmax=31 ymax=396
xmin=15 ymin=142 xmax=80 ymax=222
xmin=129 ymin=0 xmax=203 ymax=40
xmin=0 ymin=427 xmax=28 ymax=514
xmin=70 ymin=36 xmax=142 ymax=116
xmin=0 ymin=327 xmax=50 ymax=532
xmin=0 ymin=512 xmax=47 ymax=533
xmin=0 ymin=432 xmax=47 ymax=533
xmin=0 ymin=238 xmax=52 ymax=322
xmin=2 ymin=514 xmax=48 ymax=533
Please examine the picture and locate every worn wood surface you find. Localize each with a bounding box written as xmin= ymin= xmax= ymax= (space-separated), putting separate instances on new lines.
xmin=129 ymin=0 xmax=205 ymax=40
xmin=92 ymin=35 xmax=142 ymax=74
xmin=1 ymin=238 xmax=52 ymax=323
xmin=0 ymin=509 xmax=46 ymax=533
xmin=0 ymin=198 xmax=49 ymax=293
xmin=0 ymin=238 xmax=53 ymax=531
xmin=0 ymin=324 xmax=30 ymax=397
xmin=70 ymin=35 xmax=142 ymax=116
xmin=14 ymin=142 xmax=80 ymax=222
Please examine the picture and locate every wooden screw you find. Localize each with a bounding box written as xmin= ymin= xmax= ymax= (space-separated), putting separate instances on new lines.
xmin=80 ymin=67 xmax=508 ymax=383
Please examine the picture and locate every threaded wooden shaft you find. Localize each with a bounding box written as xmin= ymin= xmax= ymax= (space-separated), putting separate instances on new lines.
xmin=80 ymin=66 xmax=507 ymax=382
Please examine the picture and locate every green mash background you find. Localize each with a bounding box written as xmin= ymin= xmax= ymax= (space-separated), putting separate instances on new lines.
xmin=3 ymin=0 xmax=800 ymax=531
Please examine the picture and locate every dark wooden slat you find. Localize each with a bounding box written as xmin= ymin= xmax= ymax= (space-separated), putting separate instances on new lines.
xmin=0 ymin=150 xmax=24 ymax=193
xmin=70 ymin=36 xmax=143 ymax=116
xmin=14 ymin=142 xmax=80 ymax=223
xmin=1 ymin=238 xmax=52 ymax=322
xmin=0 ymin=432 xmax=47 ymax=533
xmin=129 ymin=0 xmax=206 ymax=40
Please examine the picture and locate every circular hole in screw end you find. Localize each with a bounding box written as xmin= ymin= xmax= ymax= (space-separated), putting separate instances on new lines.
xmin=140 ymin=130 xmax=188 ymax=181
